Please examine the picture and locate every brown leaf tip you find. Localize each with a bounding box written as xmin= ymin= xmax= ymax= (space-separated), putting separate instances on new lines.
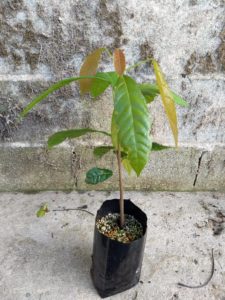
xmin=114 ymin=48 xmax=126 ymax=76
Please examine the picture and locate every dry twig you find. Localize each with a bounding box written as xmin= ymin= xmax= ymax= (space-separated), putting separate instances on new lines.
xmin=53 ymin=205 xmax=94 ymax=216
xmin=178 ymin=249 xmax=214 ymax=289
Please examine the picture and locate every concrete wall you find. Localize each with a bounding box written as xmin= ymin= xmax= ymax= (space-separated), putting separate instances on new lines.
xmin=0 ymin=0 xmax=224 ymax=191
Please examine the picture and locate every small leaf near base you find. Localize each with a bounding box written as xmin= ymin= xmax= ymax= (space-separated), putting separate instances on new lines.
xmin=85 ymin=167 xmax=113 ymax=184
xmin=36 ymin=204 xmax=49 ymax=218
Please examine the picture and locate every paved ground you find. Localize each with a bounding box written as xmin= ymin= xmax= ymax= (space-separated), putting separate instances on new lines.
xmin=0 ymin=191 xmax=225 ymax=300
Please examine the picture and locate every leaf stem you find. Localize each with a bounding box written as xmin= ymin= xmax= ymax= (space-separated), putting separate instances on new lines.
xmin=126 ymin=57 xmax=153 ymax=72
xmin=103 ymin=47 xmax=113 ymax=59
xmin=116 ymin=145 xmax=125 ymax=227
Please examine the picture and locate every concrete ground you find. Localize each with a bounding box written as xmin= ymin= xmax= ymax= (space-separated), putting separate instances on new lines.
xmin=0 ymin=191 xmax=225 ymax=300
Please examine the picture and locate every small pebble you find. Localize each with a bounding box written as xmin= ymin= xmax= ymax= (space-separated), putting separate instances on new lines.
xmin=96 ymin=213 xmax=143 ymax=243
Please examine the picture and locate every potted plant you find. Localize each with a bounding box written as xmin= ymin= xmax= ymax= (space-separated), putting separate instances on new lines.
xmin=21 ymin=48 xmax=187 ymax=298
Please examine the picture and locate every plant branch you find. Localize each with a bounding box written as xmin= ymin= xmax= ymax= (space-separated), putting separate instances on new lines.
xmin=116 ymin=145 xmax=125 ymax=227
xmin=52 ymin=207 xmax=94 ymax=216
xmin=126 ymin=58 xmax=153 ymax=72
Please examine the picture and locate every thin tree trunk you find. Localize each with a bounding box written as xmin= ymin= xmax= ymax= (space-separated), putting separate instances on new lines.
xmin=116 ymin=146 xmax=125 ymax=227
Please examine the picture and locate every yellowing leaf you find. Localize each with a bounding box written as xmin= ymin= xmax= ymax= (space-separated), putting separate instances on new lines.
xmin=122 ymin=158 xmax=133 ymax=175
xmin=36 ymin=204 xmax=49 ymax=218
xmin=153 ymin=60 xmax=178 ymax=147
xmin=79 ymin=48 xmax=104 ymax=94
xmin=113 ymin=49 xmax=126 ymax=76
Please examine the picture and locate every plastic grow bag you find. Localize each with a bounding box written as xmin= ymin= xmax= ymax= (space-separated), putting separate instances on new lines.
xmin=91 ymin=199 xmax=147 ymax=298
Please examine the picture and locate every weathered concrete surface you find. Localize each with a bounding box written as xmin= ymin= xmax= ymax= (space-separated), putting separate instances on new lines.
xmin=0 ymin=0 xmax=225 ymax=191
xmin=0 ymin=191 xmax=225 ymax=300
xmin=0 ymin=144 xmax=225 ymax=192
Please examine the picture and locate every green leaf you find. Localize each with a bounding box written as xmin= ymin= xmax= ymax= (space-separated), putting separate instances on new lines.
xmin=139 ymin=83 xmax=159 ymax=103
xmin=91 ymin=74 xmax=110 ymax=98
xmin=153 ymin=60 xmax=178 ymax=147
xmin=79 ymin=48 xmax=104 ymax=94
xmin=113 ymin=75 xmax=152 ymax=176
xmin=152 ymin=142 xmax=172 ymax=151
xmin=20 ymin=75 xmax=109 ymax=117
xmin=85 ymin=167 xmax=113 ymax=184
xmin=90 ymin=72 xmax=119 ymax=97
xmin=172 ymin=93 xmax=188 ymax=107
xmin=48 ymin=128 xmax=111 ymax=148
xmin=102 ymin=72 xmax=119 ymax=86
xmin=36 ymin=204 xmax=49 ymax=218
xmin=93 ymin=146 xmax=114 ymax=158
xmin=139 ymin=83 xmax=188 ymax=107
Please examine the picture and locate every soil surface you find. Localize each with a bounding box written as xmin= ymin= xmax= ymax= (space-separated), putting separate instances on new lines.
xmin=96 ymin=213 xmax=143 ymax=243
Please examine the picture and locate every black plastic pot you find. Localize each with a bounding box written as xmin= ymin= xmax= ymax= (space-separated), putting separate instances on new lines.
xmin=91 ymin=199 xmax=147 ymax=298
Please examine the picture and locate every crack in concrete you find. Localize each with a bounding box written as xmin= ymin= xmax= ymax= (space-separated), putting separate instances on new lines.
xmin=71 ymin=150 xmax=81 ymax=188
xmin=193 ymin=151 xmax=206 ymax=187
